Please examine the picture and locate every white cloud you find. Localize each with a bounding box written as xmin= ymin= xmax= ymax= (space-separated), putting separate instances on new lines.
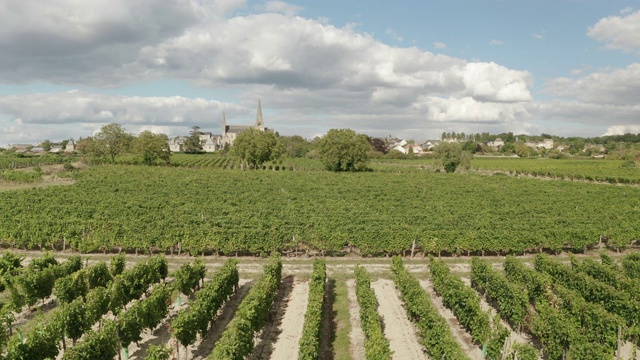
xmin=260 ymin=1 xmax=302 ymax=16
xmin=532 ymin=32 xmax=544 ymax=40
xmin=588 ymin=10 xmax=640 ymax=52
xmin=0 ymin=1 xmax=538 ymax=144
xmin=489 ymin=39 xmax=503 ymax=46
xmin=415 ymin=96 xmax=530 ymax=123
xmin=385 ymin=28 xmax=403 ymax=42
xmin=544 ymin=63 xmax=640 ymax=106
xmin=0 ymin=91 xmax=247 ymax=126
xmin=620 ymin=7 xmax=633 ymax=15
xmin=433 ymin=42 xmax=447 ymax=49
xmin=604 ymin=124 xmax=640 ymax=135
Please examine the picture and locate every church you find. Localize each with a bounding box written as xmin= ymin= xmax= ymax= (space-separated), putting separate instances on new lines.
xmin=167 ymin=100 xmax=270 ymax=152
xmin=220 ymin=100 xmax=269 ymax=147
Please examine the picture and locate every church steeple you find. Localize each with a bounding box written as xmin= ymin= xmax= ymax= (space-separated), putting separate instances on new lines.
xmin=255 ymin=99 xmax=264 ymax=130
xmin=222 ymin=112 xmax=227 ymax=135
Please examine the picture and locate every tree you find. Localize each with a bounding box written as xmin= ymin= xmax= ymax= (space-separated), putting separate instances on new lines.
xmin=40 ymin=140 xmax=53 ymax=152
xmin=281 ymin=135 xmax=312 ymax=158
xmin=369 ymin=137 xmax=387 ymax=154
xmin=317 ymin=129 xmax=370 ymax=172
xmin=183 ymin=126 xmax=204 ymax=154
xmin=86 ymin=123 xmax=134 ymax=163
xmin=134 ymin=131 xmax=171 ymax=165
xmin=232 ymin=128 xmax=284 ymax=168
xmin=433 ymin=141 xmax=471 ymax=173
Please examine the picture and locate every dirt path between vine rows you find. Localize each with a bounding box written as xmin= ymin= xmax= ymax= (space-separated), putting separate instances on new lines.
xmin=419 ymin=279 xmax=484 ymax=360
xmin=268 ymin=277 xmax=310 ymax=360
xmin=346 ymin=279 xmax=365 ymax=360
xmin=188 ymin=279 xmax=253 ymax=360
xmin=247 ymin=275 xmax=295 ymax=360
xmin=370 ymin=279 xmax=427 ymax=360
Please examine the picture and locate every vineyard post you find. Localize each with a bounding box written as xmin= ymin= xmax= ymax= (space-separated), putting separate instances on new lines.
xmin=410 ymin=238 xmax=416 ymax=258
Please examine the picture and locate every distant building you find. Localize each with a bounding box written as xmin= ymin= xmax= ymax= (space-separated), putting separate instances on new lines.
xmin=220 ymin=100 xmax=269 ymax=147
xmin=525 ymin=139 xmax=554 ymax=150
xmin=421 ymin=140 xmax=441 ymax=150
xmin=487 ymin=138 xmax=504 ymax=149
xmin=65 ymin=139 xmax=76 ymax=153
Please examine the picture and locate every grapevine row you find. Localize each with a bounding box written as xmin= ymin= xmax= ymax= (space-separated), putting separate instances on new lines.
xmin=298 ymin=258 xmax=326 ymax=360
xmin=469 ymin=257 xmax=528 ymax=328
xmin=504 ymin=256 xmax=622 ymax=358
xmin=390 ymin=257 xmax=469 ymax=359
xmin=431 ymin=257 xmax=490 ymax=343
xmin=354 ymin=265 xmax=392 ymax=360
xmin=209 ymin=253 xmax=282 ymax=359
xmin=172 ymin=258 xmax=239 ymax=349
xmin=533 ymin=254 xmax=640 ymax=326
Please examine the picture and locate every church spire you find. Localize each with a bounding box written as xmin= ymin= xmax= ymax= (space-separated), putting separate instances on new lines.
xmin=222 ymin=112 xmax=227 ymax=135
xmin=255 ymin=99 xmax=264 ymax=130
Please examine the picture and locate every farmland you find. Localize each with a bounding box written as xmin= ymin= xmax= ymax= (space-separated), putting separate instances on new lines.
xmin=0 ymin=157 xmax=639 ymax=358
xmin=1 ymin=164 xmax=639 ymax=255
xmin=0 ymin=251 xmax=639 ymax=359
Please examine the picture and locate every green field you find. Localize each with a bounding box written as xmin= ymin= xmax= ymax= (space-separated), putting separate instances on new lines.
xmin=0 ymin=163 xmax=638 ymax=255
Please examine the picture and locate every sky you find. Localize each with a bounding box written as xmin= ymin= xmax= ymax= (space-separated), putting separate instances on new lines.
xmin=1 ymin=0 xmax=640 ymax=147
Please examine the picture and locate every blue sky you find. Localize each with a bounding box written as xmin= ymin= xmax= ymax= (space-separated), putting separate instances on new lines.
xmin=1 ymin=0 xmax=639 ymax=147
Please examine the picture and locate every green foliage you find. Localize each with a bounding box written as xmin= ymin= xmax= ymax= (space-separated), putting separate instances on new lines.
xmin=507 ymin=256 xmax=624 ymax=357
xmin=232 ymin=128 xmax=284 ymax=168
xmin=173 ymin=258 xmax=206 ymax=296
xmin=62 ymin=297 xmax=91 ymax=344
xmin=28 ymin=252 xmax=58 ymax=271
xmin=145 ymin=345 xmax=172 ymax=360
xmin=433 ymin=141 xmax=471 ymax=173
xmin=506 ymin=343 xmax=538 ymax=360
xmin=429 ymin=258 xmax=493 ymax=345
xmin=86 ymin=261 xmax=113 ymax=289
xmin=117 ymin=283 xmax=171 ymax=348
xmin=5 ymin=316 xmax=61 ymax=360
xmin=317 ymin=129 xmax=370 ymax=171
xmin=61 ymin=320 xmax=119 ymax=360
xmin=172 ymin=259 xmax=238 ymax=348
xmin=470 ymin=258 xmax=528 ymax=328
xmin=149 ymin=255 xmax=168 ymax=282
xmin=0 ymin=170 xmax=43 ymax=183
xmin=622 ymin=251 xmax=640 ymax=279
xmin=184 ymin=126 xmax=204 ymax=154
xmin=354 ymin=265 xmax=392 ymax=360
xmin=210 ymin=254 xmax=281 ymax=360
xmin=0 ymin=251 xmax=23 ymax=291
xmin=110 ymin=254 xmax=126 ymax=276
xmin=298 ymin=258 xmax=326 ymax=360
xmin=391 ymin=257 xmax=469 ymax=359
xmin=134 ymin=131 xmax=171 ymax=165
xmin=534 ymin=254 xmax=640 ymax=326
xmin=85 ymin=123 xmax=134 ymax=163
xmin=1 ymin=165 xmax=639 ymax=255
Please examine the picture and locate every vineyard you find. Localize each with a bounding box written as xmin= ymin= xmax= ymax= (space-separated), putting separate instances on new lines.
xmin=0 ymin=165 xmax=639 ymax=255
xmin=0 ymin=251 xmax=639 ymax=359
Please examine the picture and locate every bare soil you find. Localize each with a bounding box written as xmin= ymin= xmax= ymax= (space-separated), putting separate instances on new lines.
xmin=345 ymin=279 xmax=365 ymax=360
xmin=249 ymin=275 xmax=295 ymax=360
xmin=370 ymin=279 xmax=427 ymax=360
xmin=268 ymin=278 xmax=310 ymax=360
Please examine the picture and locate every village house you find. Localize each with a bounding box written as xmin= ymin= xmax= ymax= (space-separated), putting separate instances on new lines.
xmin=525 ymin=138 xmax=554 ymax=150
xmin=487 ymin=138 xmax=504 ymax=149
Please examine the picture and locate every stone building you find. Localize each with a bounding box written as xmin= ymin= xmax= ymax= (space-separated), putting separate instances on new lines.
xmin=220 ymin=100 xmax=268 ymax=147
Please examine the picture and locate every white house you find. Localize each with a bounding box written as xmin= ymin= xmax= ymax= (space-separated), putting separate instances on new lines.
xmin=487 ymin=138 xmax=504 ymax=149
